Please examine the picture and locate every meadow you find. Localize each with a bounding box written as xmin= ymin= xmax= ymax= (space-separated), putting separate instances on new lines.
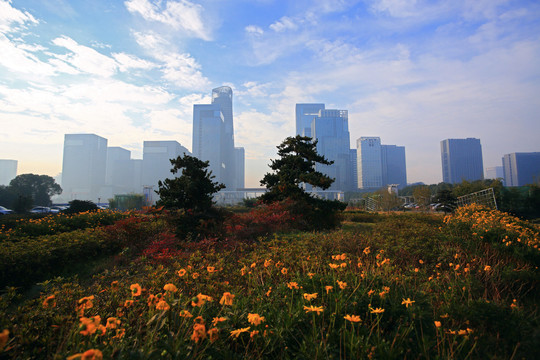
xmin=0 ymin=204 xmax=538 ymax=359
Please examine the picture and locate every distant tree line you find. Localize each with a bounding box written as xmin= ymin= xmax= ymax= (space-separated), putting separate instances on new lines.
xmin=0 ymin=174 xmax=62 ymax=212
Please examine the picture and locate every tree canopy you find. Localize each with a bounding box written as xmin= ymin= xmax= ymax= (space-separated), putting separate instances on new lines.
xmin=9 ymin=174 xmax=62 ymax=206
xmin=156 ymin=154 xmax=225 ymax=212
xmin=260 ymin=135 xmax=335 ymax=203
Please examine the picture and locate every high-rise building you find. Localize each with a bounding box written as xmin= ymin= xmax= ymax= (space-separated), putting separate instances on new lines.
xmin=106 ymin=147 xmax=131 ymax=186
xmin=193 ymin=86 xmax=239 ymax=190
xmin=440 ymin=138 xmax=484 ymax=184
xmin=485 ymin=166 xmax=504 ymax=180
xmin=0 ymin=159 xmax=17 ymax=186
xmin=311 ymin=109 xmax=353 ymax=191
xmin=502 ymin=152 xmax=540 ymax=186
xmin=349 ymin=149 xmax=358 ymax=190
xmin=357 ymin=137 xmax=383 ymax=189
xmin=141 ymin=141 xmax=190 ymax=199
xmin=296 ymin=103 xmax=325 ymax=137
xmin=381 ymin=145 xmax=407 ymax=189
xmin=235 ymin=147 xmax=245 ymax=189
xmin=61 ymin=134 xmax=107 ymax=201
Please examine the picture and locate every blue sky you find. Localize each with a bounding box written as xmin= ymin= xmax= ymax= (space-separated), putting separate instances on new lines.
xmin=1 ymin=0 xmax=539 ymax=187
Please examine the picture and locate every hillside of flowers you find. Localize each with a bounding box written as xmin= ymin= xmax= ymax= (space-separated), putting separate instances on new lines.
xmin=0 ymin=204 xmax=539 ymax=359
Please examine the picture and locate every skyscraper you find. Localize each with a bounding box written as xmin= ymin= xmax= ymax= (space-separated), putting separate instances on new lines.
xmin=485 ymin=166 xmax=504 ymax=180
xmin=295 ymin=103 xmax=325 ymax=137
xmin=193 ymin=86 xmax=240 ymax=190
xmin=0 ymin=159 xmax=17 ymax=186
xmin=235 ymin=147 xmax=245 ymax=189
xmin=502 ymin=152 xmax=540 ymax=186
xmin=311 ymin=109 xmax=353 ymax=191
xmin=440 ymin=138 xmax=484 ymax=184
xmin=381 ymin=145 xmax=407 ymax=188
xmin=61 ymin=134 xmax=107 ymax=201
xmin=357 ymin=137 xmax=382 ymax=189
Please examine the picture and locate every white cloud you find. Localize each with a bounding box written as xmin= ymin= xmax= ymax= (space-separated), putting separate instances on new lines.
xmin=51 ymin=36 xmax=118 ymax=77
xmin=269 ymin=16 xmax=298 ymax=32
xmin=112 ymin=52 xmax=156 ymax=71
xmin=124 ymin=0 xmax=211 ymax=40
xmin=0 ymin=33 xmax=55 ymax=75
xmin=0 ymin=0 xmax=38 ymax=33
xmin=245 ymin=25 xmax=264 ymax=35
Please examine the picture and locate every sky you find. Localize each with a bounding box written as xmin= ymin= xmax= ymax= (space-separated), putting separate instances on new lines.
xmin=1 ymin=0 xmax=539 ymax=188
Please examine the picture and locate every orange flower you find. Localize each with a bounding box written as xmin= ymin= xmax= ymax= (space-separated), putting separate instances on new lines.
xmin=113 ymin=328 xmax=125 ymax=340
xmin=43 ymin=294 xmax=56 ymax=308
xmin=230 ymin=327 xmax=250 ymax=338
xmin=67 ymin=349 xmax=103 ymax=360
xmin=401 ymin=298 xmax=415 ymax=308
xmin=77 ymin=295 xmax=95 ymax=315
xmin=192 ymin=272 xmax=200 ymax=279
xmin=287 ymin=282 xmax=299 ymax=290
xmin=212 ymin=317 xmax=227 ymax=326
xmin=163 ymin=284 xmax=178 ymax=293
xmin=106 ymin=317 xmax=121 ymax=330
xmin=344 ymin=314 xmax=361 ymax=323
xmin=281 ymin=267 xmax=288 ymax=275
xmin=247 ymin=313 xmax=265 ymax=326
xmin=156 ymin=300 xmax=170 ymax=311
xmin=192 ymin=293 xmax=213 ymax=307
xmin=363 ymin=247 xmax=371 ymax=255
xmin=250 ymin=330 xmax=260 ymax=338
xmin=307 ymin=272 xmax=315 ymax=279
xmin=266 ymin=287 xmax=272 ymax=297
xmin=325 ymin=286 xmax=333 ymax=294
xmin=264 ymin=259 xmax=273 ymax=267
xmin=110 ymin=281 xmax=119 ymax=291
xmin=303 ymin=293 xmax=318 ymax=301
xmin=79 ymin=316 xmax=103 ymax=336
xmin=180 ymin=309 xmax=193 ymax=318
xmin=207 ymin=266 xmax=218 ymax=273
xmin=340 ymin=262 xmax=347 ymax=268
xmin=207 ymin=327 xmax=219 ymax=343
xmin=328 ymin=263 xmax=340 ymax=269
xmin=177 ymin=269 xmax=187 ymax=277
xmin=0 ymin=329 xmax=9 ymax=351
xmin=367 ymin=289 xmax=375 ymax=296
xmin=484 ymin=265 xmax=492 ymax=271
xmin=219 ymin=292 xmax=235 ymax=306
xmin=370 ymin=307 xmax=385 ymax=314
xmin=130 ymin=284 xmax=142 ymax=296
xmin=434 ymin=321 xmax=442 ymax=328
xmin=191 ymin=323 xmax=207 ymax=343
xmin=303 ymin=305 xmax=324 ymax=315
xmin=124 ymin=299 xmax=134 ymax=308
xmin=337 ymin=280 xmax=347 ymax=290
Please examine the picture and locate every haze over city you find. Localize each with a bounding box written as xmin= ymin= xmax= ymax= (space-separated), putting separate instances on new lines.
xmin=1 ymin=0 xmax=539 ymax=187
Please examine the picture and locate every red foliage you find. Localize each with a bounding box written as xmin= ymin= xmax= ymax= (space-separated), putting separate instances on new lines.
xmin=142 ymin=232 xmax=181 ymax=263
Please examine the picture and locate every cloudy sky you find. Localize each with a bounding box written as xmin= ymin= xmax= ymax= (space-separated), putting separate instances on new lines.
xmin=1 ymin=0 xmax=539 ymax=187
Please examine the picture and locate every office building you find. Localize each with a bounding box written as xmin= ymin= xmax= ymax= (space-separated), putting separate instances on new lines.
xmin=0 ymin=159 xmax=17 ymax=186
xmin=193 ymin=86 xmax=240 ymax=190
xmin=502 ymin=152 xmax=540 ymax=186
xmin=141 ymin=141 xmax=190 ymax=198
xmin=440 ymin=138 xmax=484 ymax=184
xmin=295 ymin=103 xmax=325 ymax=137
xmin=106 ymin=147 xmax=131 ymax=186
xmin=485 ymin=166 xmax=504 ymax=180
xmin=381 ymin=145 xmax=407 ymax=189
xmin=349 ymin=149 xmax=358 ymax=190
xmin=357 ymin=137 xmax=383 ymax=189
xmin=235 ymin=147 xmax=245 ymax=189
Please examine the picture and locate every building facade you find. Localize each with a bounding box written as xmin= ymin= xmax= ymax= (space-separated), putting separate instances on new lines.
xmin=440 ymin=138 xmax=484 ymax=184
xmin=502 ymin=152 xmax=540 ymax=186
xmin=357 ymin=137 xmax=383 ymax=189
xmin=0 ymin=159 xmax=17 ymax=186
xmin=381 ymin=145 xmax=407 ymax=189
xmin=61 ymin=134 xmax=107 ymax=202
xmin=485 ymin=166 xmax=504 ymax=180
xmin=295 ymin=103 xmax=325 ymax=137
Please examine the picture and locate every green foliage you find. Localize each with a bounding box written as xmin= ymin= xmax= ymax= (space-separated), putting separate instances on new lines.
xmin=412 ymin=185 xmax=431 ymax=209
xmin=109 ymin=193 xmax=145 ymax=211
xmin=434 ymin=188 xmax=457 ymax=213
xmin=9 ymin=173 xmax=62 ymax=206
xmin=65 ymin=199 xmax=99 ymax=214
xmin=156 ymin=154 xmax=225 ymax=212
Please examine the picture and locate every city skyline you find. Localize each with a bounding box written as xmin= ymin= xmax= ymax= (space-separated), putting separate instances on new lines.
xmin=1 ymin=0 xmax=539 ymax=187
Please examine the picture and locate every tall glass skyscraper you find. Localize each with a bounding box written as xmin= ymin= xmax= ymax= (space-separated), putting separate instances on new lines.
xmin=440 ymin=138 xmax=484 ymax=184
xmin=502 ymin=152 xmax=540 ymax=186
xmin=295 ymin=103 xmax=325 ymax=137
xmin=381 ymin=145 xmax=407 ymax=189
xmin=193 ymin=86 xmax=243 ymax=190
xmin=357 ymin=137 xmax=383 ymax=189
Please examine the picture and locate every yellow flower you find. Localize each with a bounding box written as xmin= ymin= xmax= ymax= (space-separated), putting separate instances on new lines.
xmin=230 ymin=327 xmax=251 ymax=338
xmin=207 ymin=327 xmax=219 ymax=343
xmin=325 ymin=286 xmax=333 ymax=294
xmin=248 ymin=313 xmax=265 ymax=326
xmin=344 ymin=314 xmax=361 ymax=323
xmin=370 ymin=307 xmax=385 ymax=314
xmin=212 ymin=317 xmax=227 ymax=326
xmin=207 ymin=266 xmax=217 ymax=273
xmin=192 ymin=272 xmax=200 ymax=279
xmin=287 ymin=282 xmax=299 ymax=290
xmin=484 ymin=265 xmax=492 ymax=271
xmin=177 ymin=269 xmax=187 ymax=277
xmin=192 ymin=293 xmax=213 ymax=307
xmin=130 ymin=283 xmax=142 ymax=296
xmin=67 ymin=349 xmax=103 ymax=360
xmin=281 ymin=267 xmax=288 ymax=275
xmin=401 ymin=298 xmax=415 ymax=308
xmin=191 ymin=323 xmax=207 ymax=343
xmin=43 ymin=294 xmax=56 ymax=308
xmin=303 ymin=293 xmax=318 ymax=301
xmin=329 ymin=263 xmax=340 ymax=269
xmin=219 ymin=292 xmax=235 ymax=306
xmin=434 ymin=321 xmax=441 ymax=328
xmin=106 ymin=317 xmax=121 ymax=330
xmin=0 ymin=329 xmax=9 ymax=351
xmin=180 ymin=309 xmax=193 ymax=318
xmin=123 ymin=299 xmax=134 ymax=308
xmin=156 ymin=300 xmax=170 ymax=311
xmin=337 ymin=280 xmax=347 ymax=290
xmin=303 ymin=305 xmax=324 ymax=315
xmin=163 ymin=283 xmax=178 ymax=293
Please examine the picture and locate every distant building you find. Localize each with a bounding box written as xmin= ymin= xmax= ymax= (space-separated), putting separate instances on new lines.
xmin=141 ymin=141 xmax=190 ymax=200
xmin=502 ymin=152 xmax=540 ymax=186
xmin=0 ymin=159 xmax=17 ymax=186
xmin=193 ymin=86 xmax=239 ymax=190
xmin=295 ymin=103 xmax=325 ymax=137
xmin=485 ymin=166 xmax=504 ymax=180
xmin=381 ymin=145 xmax=407 ymax=189
xmin=106 ymin=147 xmax=131 ymax=186
xmin=61 ymin=134 xmax=107 ymax=202
xmin=349 ymin=149 xmax=358 ymax=190
xmin=440 ymin=138 xmax=484 ymax=184
xmin=235 ymin=147 xmax=245 ymax=189
xmin=357 ymin=137 xmax=383 ymax=189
